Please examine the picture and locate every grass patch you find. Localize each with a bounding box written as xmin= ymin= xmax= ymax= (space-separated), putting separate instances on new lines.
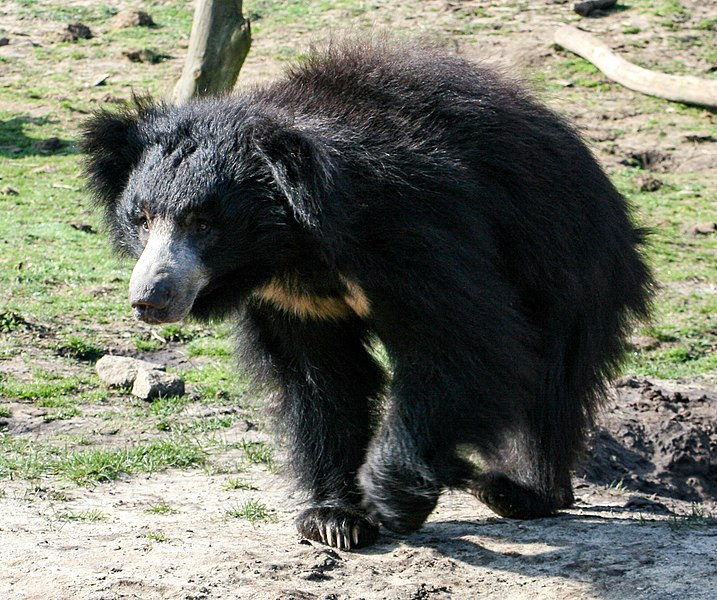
xmin=0 ymin=372 xmax=106 ymax=404
xmin=204 ymin=461 xmax=246 ymax=476
xmin=224 ymin=477 xmax=255 ymax=491
xmin=0 ymin=436 xmax=206 ymax=484
xmin=145 ymin=530 xmax=169 ymax=543
xmin=185 ymin=335 xmax=232 ymax=358
xmin=148 ymin=395 xmax=189 ymax=418
xmin=0 ymin=310 xmax=30 ymax=332
xmin=181 ymin=362 xmax=252 ymax=405
xmin=132 ymin=334 xmax=164 ymax=352
xmin=59 ymin=509 xmax=107 ymax=522
xmin=238 ymin=440 xmax=276 ymax=470
xmin=668 ymin=504 xmax=717 ymax=530
xmin=612 ymin=171 xmax=717 ymax=378
xmin=174 ymin=415 xmax=237 ymax=434
xmin=56 ymin=336 xmax=104 ymax=362
xmin=145 ymin=501 xmax=178 ymax=515
xmin=225 ymin=498 xmax=276 ymax=525
xmin=43 ymin=406 xmax=82 ymax=422
xmin=61 ymin=439 xmax=206 ymax=484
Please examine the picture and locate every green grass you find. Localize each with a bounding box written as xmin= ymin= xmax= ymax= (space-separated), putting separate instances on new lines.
xmin=132 ymin=334 xmax=164 ymax=352
xmin=0 ymin=372 xmax=104 ymax=403
xmin=43 ymin=406 xmax=82 ymax=422
xmin=668 ymin=504 xmax=717 ymax=530
xmin=0 ymin=310 xmax=30 ymax=332
xmin=612 ymin=171 xmax=717 ymax=378
xmin=56 ymin=336 xmax=105 ymax=362
xmin=59 ymin=509 xmax=107 ymax=522
xmin=145 ymin=530 xmax=169 ymax=542
xmin=224 ymin=477 xmax=255 ymax=491
xmin=185 ymin=333 xmax=233 ymax=358
xmin=0 ymin=436 xmax=206 ymax=484
xmin=238 ymin=440 xmax=276 ymax=471
xmin=145 ymin=501 xmax=178 ymax=515
xmin=0 ymin=0 xmax=715 ymax=500
xmin=225 ymin=498 xmax=277 ymax=525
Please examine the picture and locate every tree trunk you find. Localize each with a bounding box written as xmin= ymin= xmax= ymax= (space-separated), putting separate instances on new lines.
xmin=172 ymin=0 xmax=251 ymax=104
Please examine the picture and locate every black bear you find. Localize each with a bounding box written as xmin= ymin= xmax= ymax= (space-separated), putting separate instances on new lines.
xmin=82 ymin=40 xmax=652 ymax=550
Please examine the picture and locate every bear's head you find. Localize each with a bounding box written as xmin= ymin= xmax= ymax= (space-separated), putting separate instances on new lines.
xmin=81 ymin=97 xmax=335 ymax=323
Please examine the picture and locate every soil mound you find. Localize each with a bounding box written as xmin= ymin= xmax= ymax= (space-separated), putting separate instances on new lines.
xmin=578 ymin=378 xmax=716 ymax=503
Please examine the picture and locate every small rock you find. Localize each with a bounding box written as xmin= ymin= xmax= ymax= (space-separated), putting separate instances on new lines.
xmin=0 ymin=37 xmax=9 ymax=47
xmin=684 ymin=222 xmax=716 ymax=236
xmin=629 ymin=335 xmax=661 ymax=351
xmin=614 ymin=376 xmax=643 ymax=389
xmin=620 ymin=149 xmax=671 ymax=171
xmin=132 ymin=369 xmax=185 ymax=400
xmin=110 ymin=9 xmax=155 ymax=29
xmin=634 ymin=174 xmax=663 ymax=192
xmin=32 ymin=137 xmax=64 ymax=153
xmin=92 ymin=73 xmax=111 ymax=87
xmin=100 ymin=92 xmax=124 ymax=104
xmin=624 ymin=496 xmax=671 ymax=514
xmin=1 ymin=186 xmax=19 ymax=196
xmin=122 ymin=48 xmax=167 ymax=64
xmin=59 ymin=22 xmax=93 ymax=43
xmin=70 ymin=222 xmax=96 ymax=234
xmin=683 ymin=133 xmax=716 ymax=143
xmin=96 ymin=355 xmax=165 ymax=388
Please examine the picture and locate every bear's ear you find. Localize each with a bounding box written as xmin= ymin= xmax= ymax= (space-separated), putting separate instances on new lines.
xmin=80 ymin=103 xmax=148 ymax=206
xmin=255 ymin=127 xmax=334 ymax=229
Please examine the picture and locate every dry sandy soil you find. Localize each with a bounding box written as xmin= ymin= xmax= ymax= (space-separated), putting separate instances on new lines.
xmin=1 ymin=376 xmax=716 ymax=600
xmin=1 ymin=1 xmax=716 ymax=599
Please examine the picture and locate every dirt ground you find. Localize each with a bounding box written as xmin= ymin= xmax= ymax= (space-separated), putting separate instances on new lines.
xmin=1 ymin=1 xmax=716 ymax=599
xmin=1 ymin=376 xmax=716 ymax=600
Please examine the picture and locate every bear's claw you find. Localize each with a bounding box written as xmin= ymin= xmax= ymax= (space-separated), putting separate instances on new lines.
xmin=296 ymin=506 xmax=379 ymax=550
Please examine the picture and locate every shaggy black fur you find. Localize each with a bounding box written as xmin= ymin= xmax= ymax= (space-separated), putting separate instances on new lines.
xmin=82 ymin=40 xmax=652 ymax=549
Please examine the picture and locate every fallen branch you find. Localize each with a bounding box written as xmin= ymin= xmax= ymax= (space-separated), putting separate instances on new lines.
xmin=554 ymin=26 xmax=717 ymax=108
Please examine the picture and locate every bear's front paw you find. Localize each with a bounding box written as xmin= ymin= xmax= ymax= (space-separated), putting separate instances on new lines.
xmin=296 ymin=506 xmax=379 ymax=550
xmin=359 ymin=462 xmax=440 ymax=534
xmin=470 ymin=472 xmax=556 ymax=519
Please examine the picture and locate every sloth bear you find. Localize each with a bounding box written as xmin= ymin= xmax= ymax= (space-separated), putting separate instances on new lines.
xmin=82 ymin=40 xmax=652 ymax=550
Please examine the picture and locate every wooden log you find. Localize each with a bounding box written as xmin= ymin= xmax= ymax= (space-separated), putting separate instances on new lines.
xmin=172 ymin=0 xmax=251 ymax=104
xmin=554 ymin=26 xmax=717 ymax=108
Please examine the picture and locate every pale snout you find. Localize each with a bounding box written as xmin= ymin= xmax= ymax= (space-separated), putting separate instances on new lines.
xmin=129 ymin=219 xmax=210 ymax=324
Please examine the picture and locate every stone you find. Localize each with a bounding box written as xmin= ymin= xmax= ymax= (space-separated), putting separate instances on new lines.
xmin=131 ymin=369 xmax=185 ymax=400
xmin=110 ymin=10 xmax=155 ymax=29
xmin=96 ymin=355 xmax=165 ymax=388
xmin=58 ymin=22 xmax=92 ymax=42
xmin=685 ymin=222 xmax=716 ymax=236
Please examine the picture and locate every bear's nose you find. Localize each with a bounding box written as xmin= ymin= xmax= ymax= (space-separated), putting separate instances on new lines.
xmin=130 ymin=280 xmax=172 ymax=311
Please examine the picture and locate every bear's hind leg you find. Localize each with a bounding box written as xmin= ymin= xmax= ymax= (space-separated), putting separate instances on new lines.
xmin=358 ymin=364 xmax=482 ymax=534
xmin=470 ymin=327 xmax=599 ymax=519
xmin=242 ymin=303 xmax=386 ymax=549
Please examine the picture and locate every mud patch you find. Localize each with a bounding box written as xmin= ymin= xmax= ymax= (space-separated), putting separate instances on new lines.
xmin=578 ymin=378 xmax=716 ymax=503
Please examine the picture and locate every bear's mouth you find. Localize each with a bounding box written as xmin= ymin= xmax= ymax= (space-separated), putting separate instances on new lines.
xmin=133 ymin=303 xmax=191 ymax=324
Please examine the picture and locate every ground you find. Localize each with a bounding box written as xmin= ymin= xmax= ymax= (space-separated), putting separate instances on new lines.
xmin=0 ymin=1 xmax=715 ymax=599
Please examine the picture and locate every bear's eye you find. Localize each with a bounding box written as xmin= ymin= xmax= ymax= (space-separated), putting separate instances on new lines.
xmin=196 ymin=220 xmax=210 ymax=234
xmin=138 ymin=216 xmax=150 ymax=232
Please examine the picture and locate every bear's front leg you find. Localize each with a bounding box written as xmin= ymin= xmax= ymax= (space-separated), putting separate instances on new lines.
xmin=241 ymin=303 xmax=386 ymax=550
